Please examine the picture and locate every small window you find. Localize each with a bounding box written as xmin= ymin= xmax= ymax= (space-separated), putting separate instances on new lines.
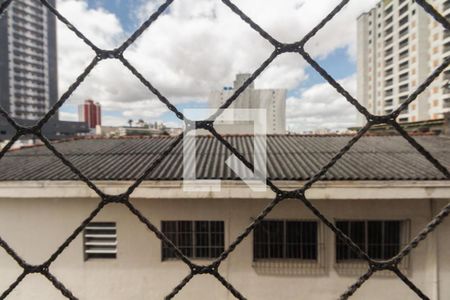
xmin=161 ymin=221 xmax=224 ymax=260
xmin=83 ymin=222 xmax=117 ymax=260
xmin=336 ymin=220 xmax=403 ymax=261
xmin=254 ymin=220 xmax=318 ymax=260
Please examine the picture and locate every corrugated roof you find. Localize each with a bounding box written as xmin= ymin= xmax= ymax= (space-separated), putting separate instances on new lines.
xmin=0 ymin=135 xmax=449 ymax=181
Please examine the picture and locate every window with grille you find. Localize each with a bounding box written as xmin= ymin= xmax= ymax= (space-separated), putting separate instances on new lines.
xmin=83 ymin=222 xmax=117 ymax=260
xmin=253 ymin=220 xmax=318 ymax=260
xmin=336 ymin=220 xmax=404 ymax=261
xmin=161 ymin=221 xmax=224 ymax=260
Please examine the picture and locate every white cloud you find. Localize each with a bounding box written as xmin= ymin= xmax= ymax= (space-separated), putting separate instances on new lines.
xmin=56 ymin=0 xmax=378 ymax=128
xmin=287 ymin=75 xmax=359 ymax=132
xmin=59 ymin=111 xmax=78 ymax=122
xmin=102 ymin=115 xmax=129 ymax=127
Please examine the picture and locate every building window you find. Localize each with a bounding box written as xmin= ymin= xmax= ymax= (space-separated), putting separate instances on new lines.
xmin=254 ymin=220 xmax=318 ymax=260
xmin=161 ymin=221 xmax=224 ymax=260
xmin=335 ymin=220 xmax=404 ymax=261
xmin=83 ymin=222 xmax=117 ymax=260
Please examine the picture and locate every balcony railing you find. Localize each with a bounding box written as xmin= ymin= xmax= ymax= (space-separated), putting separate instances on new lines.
xmin=385 ymin=47 xmax=393 ymax=57
xmin=399 ymin=5 xmax=408 ymax=16
xmin=385 ymin=37 xmax=393 ymax=47
xmin=385 ymin=26 xmax=393 ymax=36
xmin=444 ymin=0 xmax=450 ymax=12
xmin=399 ymin=96 xmax=408 ymax=103
xmin=399 ymin=50 xmax=409 ymax=60
xmin=399 ymin=28 xmax=409 ymax=39
xmin=384 ymin=6 xmax=393 ymax=16
xmin=399 ymin=73 xmax=409 ymax=82
xmin=384 ymin=99 xmax=393 ymax=106
xmin=399 ymin=16 xmax=409 ymax=27
xmin=444 ymin=43 xmax=450 ymax=53
xmin=445 ymin=30 xmax=450 ymax=40
xmin=399 ymin=38 xmax=409 ymax=49
xmin=399 ymin=62 xmax=409 ymax=71
xmin=399 ymin=84 xmax=409 ymax=93
xmin=444 ymin=71 xmax=450 ymax=81
xmin=385 ymin=68 xmax=393 ymax=77
xmin=444 ymin=98 xmax=450 ymax=108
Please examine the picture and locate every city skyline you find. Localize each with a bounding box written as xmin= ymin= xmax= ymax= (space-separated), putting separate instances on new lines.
xmin=50 ymin=0 xmax=379 ymax=132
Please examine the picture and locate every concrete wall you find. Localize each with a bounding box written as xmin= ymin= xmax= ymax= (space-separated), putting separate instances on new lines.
xmin=0 ymin=196 xmax=448 ymax=300
xmin=434 ymin=199 xmax=450 ymax=300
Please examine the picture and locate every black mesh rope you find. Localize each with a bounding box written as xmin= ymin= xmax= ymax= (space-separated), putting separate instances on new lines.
xmin=0 ymin=0 xmax=449 ymax=299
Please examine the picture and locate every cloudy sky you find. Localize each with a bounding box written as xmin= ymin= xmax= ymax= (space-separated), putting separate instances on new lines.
xmin=56 ymin=0 xmax=379 ymax=132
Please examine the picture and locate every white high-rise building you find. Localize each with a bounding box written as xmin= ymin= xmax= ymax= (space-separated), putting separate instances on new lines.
xmin=209 ymin=74 xmax=287 ymax=134
xmin=357 ymin=0 xmax=450 ymax=126
xmin=0 ymin=0 xmax=58 ymax=121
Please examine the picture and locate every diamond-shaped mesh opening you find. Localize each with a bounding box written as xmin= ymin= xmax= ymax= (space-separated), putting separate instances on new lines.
xmin=342 ymin=271 xmax=428 ymax=300
xmin=0 ymin=249 xmax=22 ymax=295
xmin=0 ymin=0 xmax=449 ymax=299
xmin=6 ymin=273 xmax=68 ymax=300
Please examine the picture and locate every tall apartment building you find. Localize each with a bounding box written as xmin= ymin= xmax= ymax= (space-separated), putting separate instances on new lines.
xmin=0 ymin=0 xmax=58 ymax=121
xmin=209 ymin=74 xmax=287 ymax=134
xmin=78 ymin=99 xmax=101 ymax=129
xmin=357 ymin=0 xmax=450 ymax=126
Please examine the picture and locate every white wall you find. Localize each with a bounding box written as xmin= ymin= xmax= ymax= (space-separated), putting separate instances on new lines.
xmin=0 ymin=196 xmax=448 ymax=300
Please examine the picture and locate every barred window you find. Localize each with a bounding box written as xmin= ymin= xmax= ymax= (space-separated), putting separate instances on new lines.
xmin=83 ymin=222 xmax=117 ymax=260
xmin=161 ymin=221 xmax=224 ymax=260
xmin=336 ymin=220 xmax=403 ymax=261
xmin=253 ymin=220 xmax=318 ymax=260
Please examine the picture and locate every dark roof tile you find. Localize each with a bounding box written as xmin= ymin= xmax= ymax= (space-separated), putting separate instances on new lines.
xmin=0 ymin=135 xmax=449 ymax=181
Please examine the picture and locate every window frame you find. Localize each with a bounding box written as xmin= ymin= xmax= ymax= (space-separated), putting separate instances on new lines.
xmin=334 ymin=219 xmax=410 ymax=263
xmin=251 ymin=218 xmax=326 ymax=275
xmin=161 ymin=220 xmax=225 ymax=261
xmin=252 ymin=219 xmax=321 ymax=262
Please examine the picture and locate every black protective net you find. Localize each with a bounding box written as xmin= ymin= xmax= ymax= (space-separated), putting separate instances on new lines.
xmin=0 ymin=0 xmax=449 ymax=299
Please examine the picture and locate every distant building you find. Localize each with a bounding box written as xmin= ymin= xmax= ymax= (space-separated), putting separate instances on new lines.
xmin=0 ymin=0 xmax=58 ymax=120
xmin=0 ymin=117 xmax=90 ymax=141
xmin=95 ymin=122 xmax=182 ymax=137
xmin=209 ymin=74 xmax=287 ymax=134
xmin=357 ymin=0 xmax=450 ymax=126
xmin=0 ymin=0 xmax=89 ymax=142
xmin=79 ymin=100 xmax=101 ymax=129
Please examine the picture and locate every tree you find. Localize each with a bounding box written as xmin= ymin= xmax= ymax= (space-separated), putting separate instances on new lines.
xmin=128 ymin=119 xmax=133 ymax=127
xmin=137 ymin=119 xmax=147 ymax=128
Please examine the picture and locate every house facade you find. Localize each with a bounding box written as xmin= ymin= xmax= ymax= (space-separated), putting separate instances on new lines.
xmin=0 ymin=136 xmax=448 ymax=299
